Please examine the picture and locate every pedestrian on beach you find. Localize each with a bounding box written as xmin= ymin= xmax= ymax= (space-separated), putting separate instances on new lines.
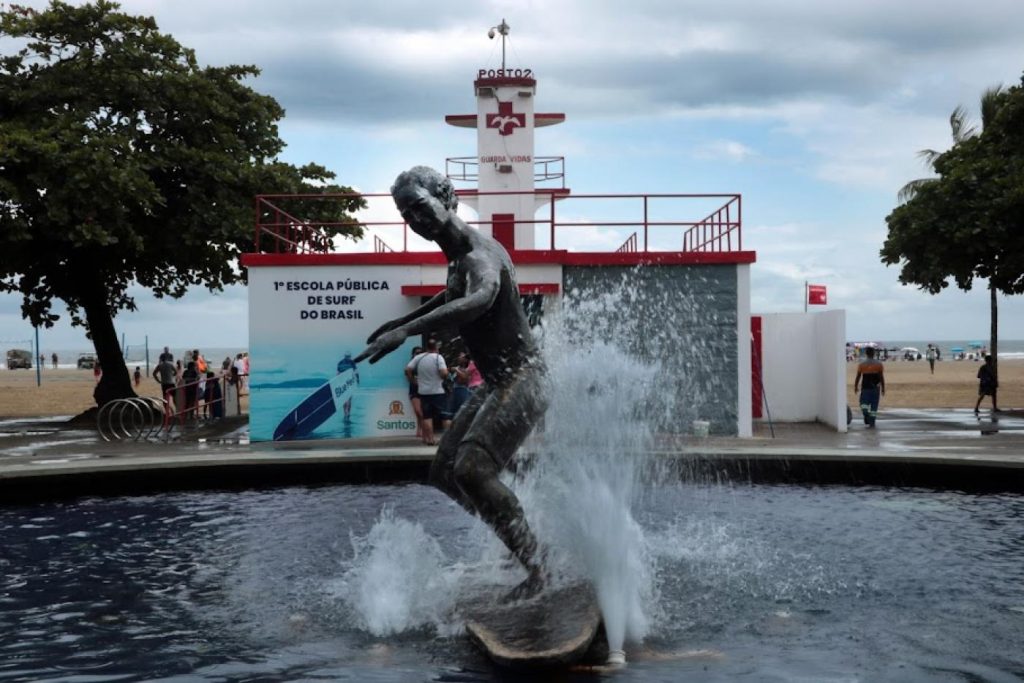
xmin=154 ymin=356 xmax=178 ymax=406
xmin=974 ymin=354 xmax=998 ymax=414
xmin=233 ymin=354 xmax=246 ymax=391
xmin=854 ymin=346 xmax=885 ymax=428
xmin=51 ymin=352 xmax=58 ymax=369
xmin=181 ymin=361 xmax=200 ymax=420
xmin=133 ymin=366 xmax=142 ymax=387
xmin=926 ymin=344 xmax=937 ymax=375
xmin=204 ymin=371 xmax=223 ymax=419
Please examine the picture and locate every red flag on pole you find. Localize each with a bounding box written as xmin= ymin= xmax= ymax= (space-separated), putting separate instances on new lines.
xmin=807 ymin=284 xmax=827 ymax=305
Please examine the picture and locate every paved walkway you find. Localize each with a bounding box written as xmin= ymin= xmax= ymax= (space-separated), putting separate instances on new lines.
xmin=1 ymin=409 xmax=1021 ymax=501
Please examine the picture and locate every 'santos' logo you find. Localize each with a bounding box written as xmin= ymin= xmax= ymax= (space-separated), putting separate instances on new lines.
xmin=487 ymin=100 xmax=525 ymax=136
xmin=388 ymin=401 xmax=405 ymax=416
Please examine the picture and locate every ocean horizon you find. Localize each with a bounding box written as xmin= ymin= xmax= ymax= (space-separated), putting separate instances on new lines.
xmin=849 ymin=339 xmax=1024 ymax=360
xmin=18 ymin=346 xmax=249 ymax=371
xmin=10 ymin=340 xmax=1024 ymax=370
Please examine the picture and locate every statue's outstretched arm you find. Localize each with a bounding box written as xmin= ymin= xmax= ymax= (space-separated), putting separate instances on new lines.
xmin=397 ymin=274 xmax=497 ymax=337
xmin=366 ymin=291 xmax=447 ymax=343
xmin=355 ymin=264 xmax=498 ymax=364
xmin=393 ymin=262 xmax=497 ymax=335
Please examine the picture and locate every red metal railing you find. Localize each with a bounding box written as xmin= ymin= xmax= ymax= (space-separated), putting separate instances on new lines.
xmin=616 ymin=233 xmax=638 ymax=253
xmin=254 ymin=190 xmax=742 ymax=254
xmin=373 ymin=235 xmax=395 ymax=253
xmin=683 ymin=195 xmax=742 ymax=252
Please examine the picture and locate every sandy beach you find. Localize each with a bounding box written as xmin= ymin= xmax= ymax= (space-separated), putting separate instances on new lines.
xmin=0 ymin=368 xmax=249 ymax=419
xmin=0 ymin=359 xmax=1020 ymax=420
xmin=845 ymin=357 xmax=1024 ymax=411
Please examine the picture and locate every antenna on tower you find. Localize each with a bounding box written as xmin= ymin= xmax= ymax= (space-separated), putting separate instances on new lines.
xmin=487 ymin=19 xmax=510 ymax=71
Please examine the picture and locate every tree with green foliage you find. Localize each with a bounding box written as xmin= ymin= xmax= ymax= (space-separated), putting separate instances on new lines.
xmin=883 ymin=78 xmax=1024 ymax=384
xmin=0 ymin=1 xmax=365 ymax=409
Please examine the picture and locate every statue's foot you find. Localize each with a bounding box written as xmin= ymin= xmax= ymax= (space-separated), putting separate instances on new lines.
xmin=500 ymin=569 xmax=545 ymax=604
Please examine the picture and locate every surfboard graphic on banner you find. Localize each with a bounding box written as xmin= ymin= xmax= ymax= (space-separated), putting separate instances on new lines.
xmin=273 ymin=355 xmax=360 ymax=441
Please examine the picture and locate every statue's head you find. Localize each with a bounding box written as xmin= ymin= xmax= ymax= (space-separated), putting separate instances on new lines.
xmin=392 ymin=166 xmax=458 ymax=209
xmin=391 ymin=166 xmax=458 ymax=241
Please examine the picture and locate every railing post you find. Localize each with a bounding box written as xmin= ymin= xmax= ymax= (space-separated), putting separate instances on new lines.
xmin=738 ymin=195 xmax=743 ymax=251
xmin=643 ymin=196 xmax=649 ymax=253
xmin=726 ymin=204 xmax=731 ymax=251
xmin=254 ymin=198 xmax=261 ymax=252
xmin=550 ymin=194 xmax=556 ymax=250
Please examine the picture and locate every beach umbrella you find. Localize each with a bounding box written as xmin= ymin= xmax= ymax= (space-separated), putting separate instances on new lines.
xmin=900 ymin=346 xmax=920 ymax=354
xmin=951 ymin=347 xmax=964 ymax=353
xmin=969 ymin=341 xmax=984 ymax=348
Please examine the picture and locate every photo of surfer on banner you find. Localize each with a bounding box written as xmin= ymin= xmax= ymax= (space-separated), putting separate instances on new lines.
xmin=273 ymin=353 xmax=360 ymax=441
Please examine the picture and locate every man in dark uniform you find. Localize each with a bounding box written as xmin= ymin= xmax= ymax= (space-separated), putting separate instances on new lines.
xmin=355 ymin=166 xmax=548 ymax=601
xmin=974 ymin=354 xmax=998 ymax=414
xmin=854 ymin=346 xmax=886 ymax=428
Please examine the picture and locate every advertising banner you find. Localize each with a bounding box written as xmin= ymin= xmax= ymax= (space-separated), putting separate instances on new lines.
xmin=247 ymin=265 xmax=422 ymax=442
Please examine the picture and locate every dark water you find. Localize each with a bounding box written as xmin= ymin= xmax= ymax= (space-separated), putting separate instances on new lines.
xmin=1 ymin=483 xmax=1023 ymax=682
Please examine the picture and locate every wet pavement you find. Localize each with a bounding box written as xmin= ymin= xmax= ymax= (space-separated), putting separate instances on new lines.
xmin=1 ymin=408 xmax=1022 ymax=501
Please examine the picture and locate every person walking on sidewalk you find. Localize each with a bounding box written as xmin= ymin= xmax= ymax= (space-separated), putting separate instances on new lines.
xmin=854 ymin=346 xmax=886 ymax=428
xmin=974 ymin=354 xmax=998 ymax=414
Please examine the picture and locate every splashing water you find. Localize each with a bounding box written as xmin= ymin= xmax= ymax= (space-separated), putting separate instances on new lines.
xmin=340 ymin=507 xmax=460 ymax=636
xmin=340 ymin=273 xmax=691 ymax=653
xmin=514 ymin=279 xmax=680 ymax=652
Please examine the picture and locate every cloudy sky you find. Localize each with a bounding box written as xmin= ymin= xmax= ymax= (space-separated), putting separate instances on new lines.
xmin=4 ymin=0 xmax=1024 ymax=352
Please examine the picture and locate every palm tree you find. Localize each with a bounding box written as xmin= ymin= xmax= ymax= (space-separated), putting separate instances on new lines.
xmin=897 ymin=86 xmax=1005 ymax=392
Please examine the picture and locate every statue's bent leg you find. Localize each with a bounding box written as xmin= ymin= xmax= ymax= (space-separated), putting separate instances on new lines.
xmin=454 ymin=368 xmax=548 ymax=595
xmin=453 ymin=440 xmax=540 ymax=572
xmin=429 ymin=387 xmax=487 ymax=513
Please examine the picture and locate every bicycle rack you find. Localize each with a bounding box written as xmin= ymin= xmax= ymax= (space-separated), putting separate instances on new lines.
xmin=96 ymin=396 xmax=169 ymax=441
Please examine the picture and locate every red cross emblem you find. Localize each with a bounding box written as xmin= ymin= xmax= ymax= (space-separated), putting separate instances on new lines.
xmin=487 ymin=100 xmax=525 ymax=136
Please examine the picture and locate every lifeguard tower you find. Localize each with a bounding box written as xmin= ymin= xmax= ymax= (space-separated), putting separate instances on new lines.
xmin=443 ymin=19 xmax=567 ymax=251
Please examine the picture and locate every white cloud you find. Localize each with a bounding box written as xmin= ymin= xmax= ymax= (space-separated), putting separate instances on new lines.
xmin=7 ymin=0 xmax=1024 ymax=345
xmin=693 ymin=139 xmax=757 ymax=162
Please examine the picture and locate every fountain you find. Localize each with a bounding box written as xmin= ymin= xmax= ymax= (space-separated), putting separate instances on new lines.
xmin=1 ymin=283 xmax=1023 ymax=680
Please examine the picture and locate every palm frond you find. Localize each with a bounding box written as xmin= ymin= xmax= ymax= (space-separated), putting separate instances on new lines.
xmin=917 ymin=148 xmax=942 ymax=169
xmin=979 ymin=84 xmax=1005 ymax=129
xmin=950 ymin=105 xmax=978 ymax=142
xmin=898 ymin=177 xmax=936 ymax=204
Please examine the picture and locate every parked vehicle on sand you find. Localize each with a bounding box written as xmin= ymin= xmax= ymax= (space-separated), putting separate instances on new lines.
xmin=77 ymin=353 xmax=97 ymax=369
xmin=6 ymin=349 xmax=32 ymax=370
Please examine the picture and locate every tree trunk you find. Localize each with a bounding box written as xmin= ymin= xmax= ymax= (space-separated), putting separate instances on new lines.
xmin=80 ymin=274 xmax=136 ymax=406
xmin=989 ymin=281 xmax=998 ymax=381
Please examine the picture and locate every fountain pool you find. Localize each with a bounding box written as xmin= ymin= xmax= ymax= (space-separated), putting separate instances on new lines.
xmin=2 ymin=481 xmax=1022 ymax=682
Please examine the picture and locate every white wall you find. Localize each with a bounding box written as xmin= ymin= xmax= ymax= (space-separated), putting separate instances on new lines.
xmin=758 ymin=310 xmax=847 ymax=431
xmin=814 ymin=310 xmax=847 ymax=431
